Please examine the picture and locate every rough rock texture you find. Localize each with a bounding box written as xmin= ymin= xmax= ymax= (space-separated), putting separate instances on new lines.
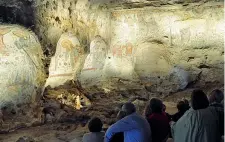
xmin=0 ymin=0 xmax=223 ymax=94
xmin=16 ymin=136 xmax=36 ymax=142
xmin=34 ymin=0 xmax=111 ymax=57
xmin=0 ymin=25 xmax=45 ymax=107
xmin=0 ymin=25 xmax=45 ymax=133
xmin=33 ymin=0 xmax=223 ymax=94
xmin=0 ymin=1 xmax=223 ymax=140
xmin=79 ymin=35 xmax=108 ymax=86
xmin=0 ymin=0 xmax=35 ymax=28
xmin=45 ymin=32 xmax=84 ymax=88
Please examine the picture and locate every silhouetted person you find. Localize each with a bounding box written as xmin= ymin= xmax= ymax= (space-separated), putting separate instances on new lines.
xmin=171 ymin=101 xmax=189 ymax=122
xmin=171 ymin=89 xmax=223 ymax=142
xmin=162 ymin=104 xmax=172 ymax=121
xmin=143 ymin=102 xmax=152 ymax=120
xmin=146 ymin=98 xmax=170 ymax=142
xmin=82 ymin=117 xmax=104 ymax=142
xmin=183 ymin=99 xmax=190 ymax=110
xmin=105 ymin=102 xmax=151 ymax=142
xmin=208 ymin=89 xmax=224 ymax=137
xmin=209 ymin=89 xmax=224 ymax=108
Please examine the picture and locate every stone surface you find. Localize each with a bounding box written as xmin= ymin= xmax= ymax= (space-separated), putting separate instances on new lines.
xmin=44 ymin=81 xmax=91 ymax=111
xmin=79 ymin=35 xmax=107 ymax=86
xmin=16 ymin=136 xmax=36 ymax=142
xmin=0 ymin=24 xmax=45 ymax=107
xmin=0 ymin=0 xmax=35 ymax=28
xmin=0 ymin=0 xmax=224 ymax=102
xmin=0 ymin=1 xmax=223 ymax=141
xmin=33 ymin=0 xmax=224 ymax=93
xmin=34 ymin=0 xmax=111 ymax=57
xmin=45 ymin=32 xmax=84 ymax=88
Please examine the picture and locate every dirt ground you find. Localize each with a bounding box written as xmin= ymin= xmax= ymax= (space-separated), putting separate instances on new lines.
xmin=0 ymin=86 xmax=222 ymax=142
xmin=0 ymin=101 xmax=177 ymax=142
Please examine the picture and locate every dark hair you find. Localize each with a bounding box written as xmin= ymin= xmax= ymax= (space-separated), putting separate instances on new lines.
xmin=191 ymin=89 xmax=209 ymax=110
xmin=183 ymin=99 xmax=190 ymax=110
xmin=150 ymin=98 xmax=163 ymax=113
xmin=143 ymin=102 xmax=152 ymax=118
xmin=162 ymin=104 xmax=166 ymax=112
xmin=117 ymin=111 xmax=126 ymax=121
xmin=122 ymin=102 xmax=136 ymax=115
xmin=177 ymin=101 xmax=187 ymax=112
xmin=210 ymin=89 xmax=224 ymax=103
xmin=88 ymin=117 xmax=103 ymax=132
xmin=183 ymin=99 xmax=189 ymax=105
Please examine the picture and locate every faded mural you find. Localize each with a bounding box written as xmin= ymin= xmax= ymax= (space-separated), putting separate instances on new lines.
xmin=0 ymin=25 xmax=45 ymax=107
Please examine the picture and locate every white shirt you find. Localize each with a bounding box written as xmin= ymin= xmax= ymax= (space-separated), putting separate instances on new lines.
xmin=82 ymin=132 xmax=105 ymax=142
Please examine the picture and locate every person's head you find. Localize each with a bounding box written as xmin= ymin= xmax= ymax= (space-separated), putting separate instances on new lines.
xmin=183 ymin=99 xmax=189 ymax=105
xmin=122 ymin=102 xmax=136 ymax=115
xmin=183 ymin=99 xmax=190 ymax=110
xmin=191 ymin=89 xmax=209 ymax=110
xmin=177 ymin=101 xmax=187 ymax=112
xmin=116 ymin=111 xmax=126 ymax=121
xmin=149 ymin=98 xmax=163 ymax=113
xmin=209 ymin=89 xmax=224 ymax=104
xmin=88 ymin=117 xmax=103 ymax=132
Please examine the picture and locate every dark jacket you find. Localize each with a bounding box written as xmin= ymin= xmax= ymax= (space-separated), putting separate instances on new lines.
xmin=148 ymin=113 xmax=170 ymax=142
xmin=110 ymin=132 xmax=124 ymax=142
xmin=171 ymin=111 xmax=186 ymax=122
xmin=210 ymin=103 xmax=224 ymax=136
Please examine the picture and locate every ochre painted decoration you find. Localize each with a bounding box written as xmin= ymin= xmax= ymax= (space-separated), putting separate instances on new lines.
xmin=79 ymin=36 xmax=108 ymax=86
xmin=112 ymin=42 xmax=134 ymax=57
xmin=45 ymin=32 xmax=84 ymax=88
xmin=83 ymin=35 xmax=107 ymax=70
xmin=0 ymin=24 xmax=45 ymax=107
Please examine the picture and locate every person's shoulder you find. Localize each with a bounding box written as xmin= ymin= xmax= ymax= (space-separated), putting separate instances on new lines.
xmin=98 ymin=131 xmax=105 ymax=136
xmin=210 ymin=103 xmax=224 ymax=109
xmin=83 ymin=132 xmax=105 ymax=138
xmin=83 ymin=132 xmax=92 ymax=138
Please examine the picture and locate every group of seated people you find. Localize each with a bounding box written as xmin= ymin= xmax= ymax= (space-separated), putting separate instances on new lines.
xmin=81 ymin=89 xmax=224 ymax=142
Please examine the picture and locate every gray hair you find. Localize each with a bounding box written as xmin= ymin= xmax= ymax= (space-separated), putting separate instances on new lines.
xmin=122 ymin=102 xmax=136 ymax=115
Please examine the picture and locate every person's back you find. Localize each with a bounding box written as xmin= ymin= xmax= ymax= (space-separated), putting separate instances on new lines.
xmin=105 ymin=103 xmax=151 ymax=142
xmin=209 ymin=89 xmax=224 ymax=109
xmin=172 ymin=107 xmax=221 ymax=142
xmin=82 ymin=117 xmax=104 ymax=142
xmin=128 ymin=113 xmax=151 ymax=142
xmin=83 ymin=132 xmax=104 ymax=142
xmin=147 ymin=99 xmax=170 ymax=142
xmin=106 ymin=113 xmax=151 ymax=142
xmin=149 ymin=113 xmax=170 ymax=142
xmin=109 ymin=111 xmax=126 ymax=142
xmin=171 ymin=90 xmax=222 ymax=142
xmin=172 ymin=101 xmax=189 ymax=122
xmin=208 ymin=89 xmax=224 ymax=136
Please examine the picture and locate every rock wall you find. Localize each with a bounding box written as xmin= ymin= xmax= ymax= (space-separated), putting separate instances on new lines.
xmin=33 ymin=0 xmax=224 ymax=93
xmin=0 ymin=25 xmax=45 ymax=107
xmin=0 ymin=0 xmax=35 ymax=28
xmin=0 ymin=0 xmax=223 ymax=94
xmin=108 ymin=3 xmax=224 ymax=92
xmin=34 ymin=0 xmax=111 ymax=57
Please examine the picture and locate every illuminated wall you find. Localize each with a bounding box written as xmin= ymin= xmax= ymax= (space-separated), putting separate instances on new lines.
xmin=108 ymin=3 xmax=224 ymax=92
xmin=34 ymin=1 xmax=223 ymax=93
xmin=0 ymin=25 xmax=45 ymax=107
